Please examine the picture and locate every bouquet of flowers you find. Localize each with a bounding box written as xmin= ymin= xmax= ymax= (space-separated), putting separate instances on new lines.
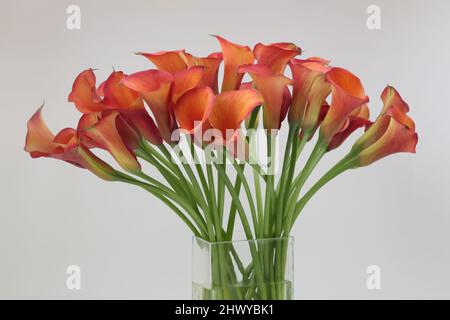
xmin=25 ymin=36 xmax=418 ymax=299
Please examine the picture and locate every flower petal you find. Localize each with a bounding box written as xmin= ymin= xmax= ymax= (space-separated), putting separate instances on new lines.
xmin=381 ymin=85 xmax=409 ymax=114
xmin=214 ymin=35 xmax=255 ymax=92
xmin=120 ymin=109 xmax=163 ymax=145
xmin=171 ymin=66 xmax=204 ymax=104
xmin=83 ymin=112 xmax=141 ymax=173
xmin=380 ymin=85 xmax=415 ymax=131
xmin=120 ymin=69 xmax=173 ymax=92
xmin=239 ymin=64 xmax=292 ymax=129
xmin=137 ymin=50 xmax=189 ymax=73
xmin=320 ymin=67 xmax=369 ymax=142
xmin=174 ymin=86 xmax=215 ymax=134
xmin=288 ymin=58 xmax=330 ymax=127
xmin=185 ymin=52 xmax=223 ymax=93
xmin=328 ymin=116 xmax=370 ymax=151
xmin=68 ymin=69 xmax=105 ymax=113
xmin=102 ymin=71 xmax=144 ymax=110
xmin=209 ymin=88 xmax=263 ymax=142
xmin=355 ymin=116 xmax=418 ymax=166
xmin=121 ymin=70 xmax=174 ymax=142
xmin=253 ymin=42 xmax=300 ymax=74
xmin=24 ymin=106 xmax=58 ymax=158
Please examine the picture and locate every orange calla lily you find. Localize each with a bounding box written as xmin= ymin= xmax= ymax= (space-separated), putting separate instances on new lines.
xmin=288 ymin=58 xmax=330 ymax=131
xmin=253 ymin=42 xmax=301 ymax=74
xmin=350 ymin=86 xmax=418 ymax=166
xmin=25 ymin=107 xmax=116 ymax=180
xmin=214 ymin=35 xmax=255 ymax=92
xmin=319 ymin=67 xmax=369 ymax=142
xmin=173 ymin=86 xmax=215 ymax=135
xmin=119 ymin=109 xmax=163 ymax=145
xmin=138 ymin=50 xmax=190 ymax=73
xmin=208 ymin=88 xmax=263 ymax=143
xmin=102 ymin=71 xmax=163 ymax=145
xmin=380 ymin=85 xmax=414 ymax=129
xmin=140 ymin=49 xmax=223 ymax=94
xmin=102 ymin=71 xmax=144 ymax=110
xmin=328 ymin=114 xmax=370 ymax=151
xmin=68 ymin=69 xmax=106 ymax=113
xmin=83 ymin=111 xmax=141 ymax=173
xmin=68 ymin=69 xmax=162 ymax=145
xmin=170 ymin=66 xmax=204 ymax=104
xmin=121 ymin=69 xmax=174 ymax=142
xmin=239 ymin=64 xmax=292 ymax=130
xmin=122 ymin=67 xmax=203 ymax=143
xmin=185 ymin=52 xmax=223 ymax=93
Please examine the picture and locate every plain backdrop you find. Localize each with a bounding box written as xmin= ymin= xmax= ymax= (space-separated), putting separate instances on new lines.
xmin=1 ymin=0 xmax=449 ymax=299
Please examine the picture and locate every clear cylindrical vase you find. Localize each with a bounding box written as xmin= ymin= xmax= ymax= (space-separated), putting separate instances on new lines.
xmin=192 ymin=236 xmax=294 ymax=300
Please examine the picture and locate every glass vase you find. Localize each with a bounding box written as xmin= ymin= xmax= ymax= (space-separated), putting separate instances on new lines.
xmin=192 ymin=236 xmax=294 ymax=300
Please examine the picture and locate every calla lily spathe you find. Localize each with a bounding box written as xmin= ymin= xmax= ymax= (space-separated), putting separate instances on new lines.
xmin=214 ymin=35 xmax=255 ymax=92
xmin=25 ymin=107 xmax=116 ymax=180
xmin=253 ymin=42 xmax=301 ymax=75
xmin=319 ymin=67 xmax=369 ymax=142
xmin=239 ymin=64 xmax=292 ymax=130
xmin=288 ymin=57 xmax=330 ymax=132
xmin=208 ymin=88 xmax=263 ymax=143
xmin=174 ymin=86 xmax=215 ymax=135
xmin=350 ymin=86 xmax=417 ymax=166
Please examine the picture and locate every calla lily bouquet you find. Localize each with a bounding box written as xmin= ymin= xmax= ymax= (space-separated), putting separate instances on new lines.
xmin=25 ymin=36 xmax=418 ymax=299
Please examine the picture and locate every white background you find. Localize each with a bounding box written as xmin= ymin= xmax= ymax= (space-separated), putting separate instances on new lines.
xmin=1 ymin=0 xmax=449 ymax=299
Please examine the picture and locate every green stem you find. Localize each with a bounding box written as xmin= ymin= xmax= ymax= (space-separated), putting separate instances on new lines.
xmin=214 ymin=162 xmax=268 ymax=299
xmin=217 ymin=149 xmax=226 ymax=225
xmin=253 ymin=166 xmax=264 ymax=238
xmin=227 ymin=152 xmax=259 ymax=238
xmin=225 ymin=107 xmax=260 ymax=241
xmin=283 ymin=137 xmax=328 ymax=233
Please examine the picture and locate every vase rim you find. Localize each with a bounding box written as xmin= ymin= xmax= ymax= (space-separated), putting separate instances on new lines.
xmin=193 ymin=235 xmax=294 ymax=245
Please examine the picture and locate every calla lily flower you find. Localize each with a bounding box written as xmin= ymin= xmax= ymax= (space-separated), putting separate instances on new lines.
xmin=350 ymin=86 xmax=418 ymax=166
xmin=173 ymin=86 xmax=215 ymax=135
xmin=185 ymin=52 xmax=223 ymax=93
xmin=121 ymin=69 xmax=174 ymax=143
xmin=122 ymin=67 xmax=203 ymax=143
xmin=288 ymin=57 xmax=330 ymax=131
xmin=171 ymin=66 xmax=204 ymax=104
xmin=68 ymin=69 xmax=106 ymax=113
xmin=101 ymin=71 xmax=163 ymax=145
xmin=139 ymin=50 xmax=223 ymax=94
xmin=208 ymin=88 xmax=263 ymax=143
xmin=319 ymin=67 xmax=369 ymax=142
xmin=82 ymin=111 xmax=142 ymax=173
xmin=138 ymin=50 xmax=190 ymax=73
xmin=25 ymin=107 xmax=116 ymax=180
xmin=253 ymin=42 xmax=301 ymax=75
xmin=327 ymin=104 xmax=370 ymax=151
xmin=214 ymin=35 xmax=255 ymax=92
xmin=69 ymin=69 xmax=162 ymax=145
xmin=239 ymin=64 xmax=292 ymax=130
xmin=101 ymin=71 xmax=144 ymax=110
